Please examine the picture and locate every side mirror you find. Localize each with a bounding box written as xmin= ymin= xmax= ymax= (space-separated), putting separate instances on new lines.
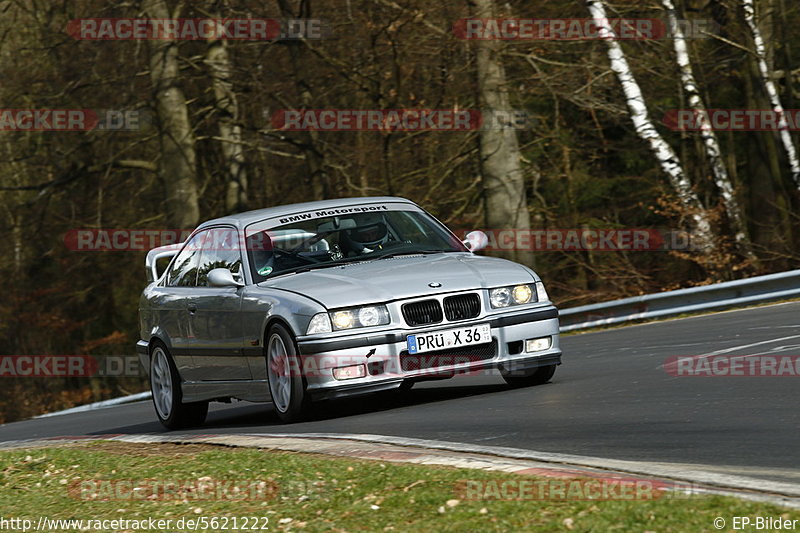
xmin=463 ymin=230 xmax=489 ymax=252
xmin=145 ymin=243 xmax=183 ymax=283
xmin=208 ymin=268 xmax=244 ymax=288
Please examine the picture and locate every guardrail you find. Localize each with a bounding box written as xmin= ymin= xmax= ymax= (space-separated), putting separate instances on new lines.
xmin=558 ymin=269 xmax=800 ymax=332
xmin=35 ymin=391 xmax=152 ymax=418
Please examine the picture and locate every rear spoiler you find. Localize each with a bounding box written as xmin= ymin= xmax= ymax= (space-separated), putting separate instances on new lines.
xmin=145 ymin=242 xmax=183 ymax=283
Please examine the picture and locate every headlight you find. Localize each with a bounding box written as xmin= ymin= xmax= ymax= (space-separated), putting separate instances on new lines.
xmin=306 ymin=313 xmax=332 ymax=334
xmin=330 ymin=305 xmax=390 ymax=330
xmin=490 ymin=284 xmax=537 ymax=309
xmin=512 ymin=284 xmax=532 ymax=304
xmin=331 ymin=310 xmax=355 ymax=329
xmin=489 ymin=287 xmax=511 ymax=308
xmin=358 ymin=306 xmax=383 ymax=327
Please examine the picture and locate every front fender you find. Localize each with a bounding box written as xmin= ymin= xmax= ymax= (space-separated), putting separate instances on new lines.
xmin=240 ymin=287 xmax=327 ymax=380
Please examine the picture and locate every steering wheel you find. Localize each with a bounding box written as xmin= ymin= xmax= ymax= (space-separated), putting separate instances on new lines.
xmin=271 ymin=247 xmax=322 ymax=264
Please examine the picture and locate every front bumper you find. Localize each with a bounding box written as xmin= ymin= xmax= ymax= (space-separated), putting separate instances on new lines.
xmin=296 ymin=305 xmax=561 ymax=400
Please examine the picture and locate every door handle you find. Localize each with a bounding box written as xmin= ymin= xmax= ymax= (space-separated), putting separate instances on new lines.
xmin=187 ymin=304 xmax=197 ymax=314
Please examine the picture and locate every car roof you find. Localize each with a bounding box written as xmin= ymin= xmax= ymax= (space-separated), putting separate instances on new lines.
xmin=195 ymin=196 xmax=420 ymax=230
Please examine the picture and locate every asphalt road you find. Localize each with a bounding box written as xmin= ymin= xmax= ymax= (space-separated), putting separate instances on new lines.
xmin=2 ymin=302 xmax=799 ymax=483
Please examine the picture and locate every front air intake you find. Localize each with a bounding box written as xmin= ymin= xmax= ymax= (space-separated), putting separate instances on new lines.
xmin=443 ymin=293 xmax=481 ymax=321
xmin=402 ymin=299 xmax=444 ymax=326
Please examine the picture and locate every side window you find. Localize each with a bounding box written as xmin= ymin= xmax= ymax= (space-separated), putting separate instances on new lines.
xmin=196 ymin=227 xmax=243 ymax=287
xmin=166 ymin=232 xmax=204 ymax=287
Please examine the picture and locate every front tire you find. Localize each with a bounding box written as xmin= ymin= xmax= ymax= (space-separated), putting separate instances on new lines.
xmin=150 ymin=343 xmax=208 ymax=429
xmin=502 ymin=364 xmax=557 ymax=388
xmin=266 ymin=324 xmax=312 ymax=423
xmin=398 ymin=380 xmax=414 ymax=392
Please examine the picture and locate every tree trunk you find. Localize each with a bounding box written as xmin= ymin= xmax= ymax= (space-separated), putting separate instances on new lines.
xmin=143 ymin=0 xmax=200 ymax=229
xmin=743 ymin=0 xmax=800 ymax=187
xmin=586 ymin=0 xmax=716 ymax=252
xmin=743 ymin=56 xmax=792 ymax=263
xmin=206 ymin=21 xmax=248 ymax=214
xmin=662 ymin=0 xmax=753 ymax=258
xmin=279 ymin=0 xmax=328 ymax=200
xmin=471 ymin=0 xmax=533 ymax=266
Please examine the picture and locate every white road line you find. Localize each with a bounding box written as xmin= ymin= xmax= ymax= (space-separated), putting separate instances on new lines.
xmin=698 ymin=334 xmax=800 ymax=357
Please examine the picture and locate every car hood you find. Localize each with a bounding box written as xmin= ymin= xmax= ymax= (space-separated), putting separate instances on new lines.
xmin=257 ymin=253 xmax=538 ymax=309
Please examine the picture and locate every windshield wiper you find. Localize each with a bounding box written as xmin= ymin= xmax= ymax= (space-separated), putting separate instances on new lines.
xmin=274 ymin=256 xmax=371 ymax=276
xmin=375 ymin=249 xmax=451 ymax=260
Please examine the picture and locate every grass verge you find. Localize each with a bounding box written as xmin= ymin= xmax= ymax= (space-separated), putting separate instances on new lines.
xmin=0 ymin=441 xmax=796 ymax=532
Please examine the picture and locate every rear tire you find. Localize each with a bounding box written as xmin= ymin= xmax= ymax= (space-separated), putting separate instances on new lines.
xmin=266 ymin=324 xmax=312 ymax=423
xmin=502 ymin=364 xmax=557 ymax=388
xmin=149 ymin=343 xmax=208 ymax=429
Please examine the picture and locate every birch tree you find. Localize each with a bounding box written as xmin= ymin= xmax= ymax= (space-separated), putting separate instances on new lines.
xmin=586 ymin=0 xmax=715 ymax=251
xmin=662 ymin=0 xmax=753 ymax=257
xmin=742 ymin=0 xmax=800 ymax=188
xmin=206 ymin=19 xmax=248 ymax=214
xmin=143 ymin=0 xmax=200 ymax=229
xmin=471 ymin=0 xmax=533 ymax=266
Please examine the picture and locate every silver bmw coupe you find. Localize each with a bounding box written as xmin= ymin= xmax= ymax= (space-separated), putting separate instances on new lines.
xmin=137 ymin=197 xmax=561 ymax=427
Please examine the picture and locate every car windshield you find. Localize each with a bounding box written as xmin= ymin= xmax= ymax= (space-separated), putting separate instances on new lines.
xmin=245 ymin=207 xmax=466 ymax=281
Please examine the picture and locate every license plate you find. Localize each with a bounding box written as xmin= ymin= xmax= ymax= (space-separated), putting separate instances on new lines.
xmin=406 ymin=323 xmax=491 ymax=354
